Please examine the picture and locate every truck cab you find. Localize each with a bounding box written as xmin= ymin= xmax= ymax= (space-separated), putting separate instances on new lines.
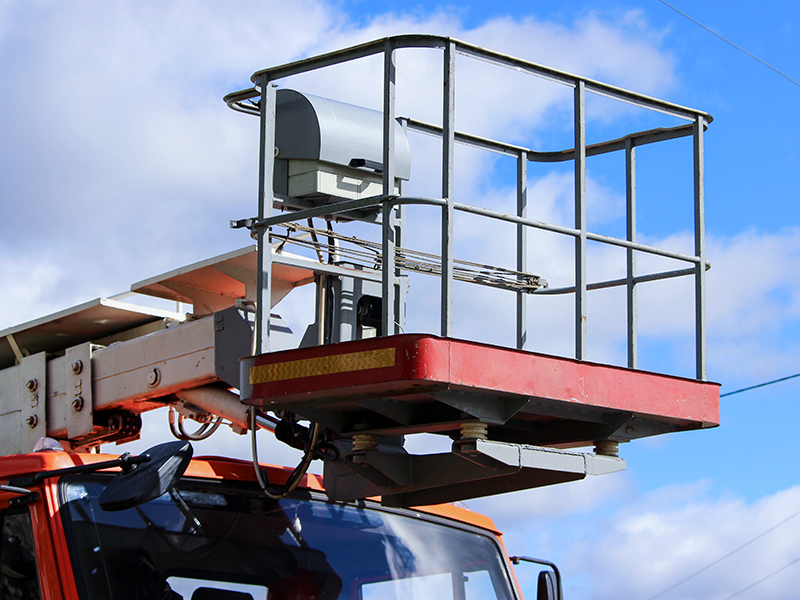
xmin=1 ymin=449 xmax=524 ymax=600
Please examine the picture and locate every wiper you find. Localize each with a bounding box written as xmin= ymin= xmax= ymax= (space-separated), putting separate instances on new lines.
xmin=169 ymin=488 xmax=204 ymax=536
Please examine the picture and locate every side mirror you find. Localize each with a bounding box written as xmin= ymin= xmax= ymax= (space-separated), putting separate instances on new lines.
xmin=537 ymin=570 xmax=558 ymax=600
xmin=510 ymin=556 xmax=563 ymax=600
xmin=98 ymin=441 xmax=193 ymax=511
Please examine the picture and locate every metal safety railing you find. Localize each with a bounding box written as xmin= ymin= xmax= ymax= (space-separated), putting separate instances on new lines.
xmin=225 ymin=34 xmax=712 ymax=381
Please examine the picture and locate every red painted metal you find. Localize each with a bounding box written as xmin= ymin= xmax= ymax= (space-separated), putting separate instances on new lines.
xmin=247 ymin=334 xmax=720 ymax=430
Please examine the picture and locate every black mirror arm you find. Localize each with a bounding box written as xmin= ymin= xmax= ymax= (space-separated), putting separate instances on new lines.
xmin=0 ymin=484 xmax=40 ymax=506
xmin=510 ymin=556 xmax=563 ymax=600
xmin=8 ymin=454 xmax=151 ymax=488
xmin=0 ymin=484 xmax=35 ymax=495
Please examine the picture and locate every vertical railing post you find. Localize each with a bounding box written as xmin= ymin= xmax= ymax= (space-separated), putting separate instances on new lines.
xmin=694 ymin=116 xmax=707 ymax=380
xmin=517 ymin=151 xmax=528 ymax=350
xmin=394 ymin=118 xmax=409 ymax=333
xmin=574 ymin=80 xmax=587 ymax=360
xmin=255 ymin=76 xmax=277 ymax=355
xmin=441 ymin=40 xmax=456 ymax=338
xmin=381 ymin=39 xmax=397 ymax=336
xmin=626 ymin=138 xmax=638 ymax=369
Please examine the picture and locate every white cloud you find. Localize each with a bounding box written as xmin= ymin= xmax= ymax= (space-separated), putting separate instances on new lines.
xmin=468 ymin=479 xmax=800 ymax=600
xmin=566 ymin=483 xmax=800 ymax=600
xmin=467 ymin=470 xmax=630 ymax=524
xmin=469 ymin=10 xmax=675 ymax=92
xmin=0 ymin=255 xmax=64 ymax=327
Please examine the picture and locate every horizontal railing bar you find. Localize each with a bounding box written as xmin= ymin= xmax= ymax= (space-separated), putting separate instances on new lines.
xmin=453 ymin=40 xmax=709 ymax=122
xmin=242 ymin=196 xmax=703 ymax=266
xmin=258 ymin=196 xmax=397 ymax=226
xmin=439 ymin=199 xmax=704 ymax=265
xmin=536 ymin=266 xmax=707 ymax=295
xmin=249 ymin=35 xmax=445 ymax=83
xmin=404 ymin=118 xmax=696 ymax=162
xmin=223 ymin=87 xmax=261 ymax=115
xmin=403 ymin=118 xmax=526 ymax=156
xmin=235 ymin=35 xmax=710 ymax=124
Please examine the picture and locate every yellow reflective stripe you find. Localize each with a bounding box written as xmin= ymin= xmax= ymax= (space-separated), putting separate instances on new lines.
xmin=250 ymin=347 xmax=396 ymax=384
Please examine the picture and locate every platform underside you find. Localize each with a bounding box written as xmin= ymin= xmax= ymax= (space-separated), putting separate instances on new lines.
xmin=244 ymin=334 xmax=720 ymax=448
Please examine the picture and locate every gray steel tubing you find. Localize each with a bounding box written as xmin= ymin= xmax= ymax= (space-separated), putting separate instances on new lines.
xmin=452 ymin=39 xmax=709 ymax=122
xmin=241 ymin=35 xmax=711 ymax=123
xmin=223 ymin=87 xmax=261 ymax=115
xmin=382 ymin=40 xmax=398 ymax=336
xmin=255 ymin=78 xmax=277 ymax=355
xmin=395 ymin=128 xmax=408 ymax=334
xmin=259 ymin=196 xmax=393 ymax=226
xmin=441 ymin=41 xmax=456 ymax=338
xmin=402 ymin=120 xmax=695 ymax=162
xmin=535 ymin=266 xmax=701 ymax=295
xmin=249 ymin=35 xmax=445 ymax=82
xmin=574 ymin=81 xmax=588 ymax=360
xmin=694 ymin=116 xmax=707 ymax=380
xmin=256 ymin=195 xmax=705 ymax=267
xmin=517 ymin=150 xmax=528 ymax=350
xmin=626 ymin=139 xmax=638 ymax=369
xmin=404 ymin=197 xmax=705 ymax=264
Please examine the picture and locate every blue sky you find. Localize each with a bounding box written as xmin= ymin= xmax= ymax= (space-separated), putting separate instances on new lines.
xmin=2 ymin=1 xmax=800 ymax=598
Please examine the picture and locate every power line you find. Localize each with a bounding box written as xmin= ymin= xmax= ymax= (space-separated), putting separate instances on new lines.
xmin=721 ymin=555 xmax=800 ymax=600
xmin=720 ymin=372 xmax=800 ymax=397
xmin=658 ymin=0 xmax=800 ymax=89
xmin=647 ymin=507 xmax=800 ymax=599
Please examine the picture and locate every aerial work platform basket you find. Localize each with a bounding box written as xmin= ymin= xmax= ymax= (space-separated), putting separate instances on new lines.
xmin=0 ymin=35 xmax=718 ymax=508
xmin=222 ymin=35 xmax=719 ymax=505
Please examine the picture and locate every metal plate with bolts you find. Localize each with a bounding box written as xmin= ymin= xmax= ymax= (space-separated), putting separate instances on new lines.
xmin=65 ymin=343 xmax=94 ymax=439
xmin=19 ymin=353 xmax=47 ymax=454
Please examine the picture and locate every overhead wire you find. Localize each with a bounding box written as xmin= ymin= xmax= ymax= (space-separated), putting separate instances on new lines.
xmin=658 ymin=0 xmax=800 ymax=89
xmin=648 ymin=365 xmax=800 ymax=599
xmin=647 ymin=8 xmax=800 ymax=592
xmin=720 ymin=372 xmax=800 ymax=397
xmin=720 ymin=555 xmax=800 ymax=600
xmin=662 ymin=0 xmax=800 ymax=450
xmin=646 ymin=507 xmax=800 ymax=599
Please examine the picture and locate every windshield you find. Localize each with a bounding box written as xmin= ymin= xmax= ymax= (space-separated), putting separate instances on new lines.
xmin=59 ymin=475 xmax=516 ymax=600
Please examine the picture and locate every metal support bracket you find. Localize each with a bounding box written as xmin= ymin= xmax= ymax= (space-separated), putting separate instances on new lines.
xmin=19 ymin=352 xmax=47 ymax=453
xmin=323 ymin=438 xmax=625 ymax=508
xmin=65 ymin=343 xmax=94 ymax=439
